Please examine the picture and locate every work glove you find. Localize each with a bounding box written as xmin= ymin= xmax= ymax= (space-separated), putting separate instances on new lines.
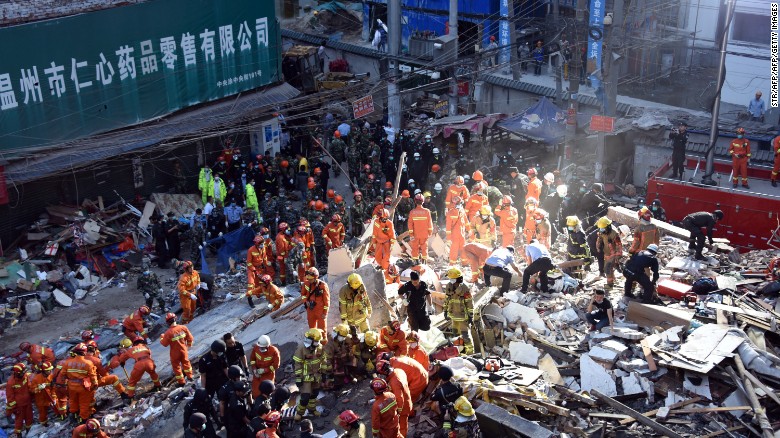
xmin=144 ymin=293 xmax=150 ymax=299
xmin=190 ymin=293 xmax=197 ymax=300
xmin=426 ymin=304 xmax=435 ymax=315
xmin=198 ymin=245 xmax=203 ymax=250
xmin=267 ymin=303 xmax=275 ymax=310
xmin=256 ymin=368 xmax=265 ymax=375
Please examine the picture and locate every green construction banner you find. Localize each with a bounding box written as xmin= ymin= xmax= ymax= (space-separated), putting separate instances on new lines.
xmin=0 ymin=0 xmax=281 ymax=153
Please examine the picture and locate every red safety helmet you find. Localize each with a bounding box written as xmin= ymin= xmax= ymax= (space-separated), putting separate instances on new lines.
xmin=86 ymin=340 xmax=99 ymax=351
xmin=260 ymin=274 xmax=272 ymax=284
xmin=432 ymin=164 xmax=441 ymax=173
xmin=254 ymin=235 xmax=263 ymax=245
xmin=315 ymin=200 xmax=325 ymax=211
xmin=370 ymin=377 xmax=389 ymax=394
xmin=278 ymin=222 xmax=289 ymax=232
xmin=81 ymin=330 xmax=95 ymax=341
xmin=455 ymin=176 xmax=465 ymax=185
xmin=375 ymin=360 xmax=392 ymax=375
xmin=165 ymin=312 xmax=177 ymax=324
xmin=263 ymin=411 xmax=282 ymax=426
xmin=414 ymin=193 xmax=424 ymax=204
xmin=363 ymin=164 xmax=371 ymax=171
xmin=502 ymin=195 xmax=513 ymax=205
xmin=331 ymin=214 xmax=341 ymax=222
xmin=327 ymin=189 xmax=336 ymax=199
xmin=72 ymin=343 xmax=88 ymax=356
xmin=19 ymin=342 xmax=31 ymax=352
xmin=85 ymin=418 xmax=101 ymax=432
xmin=335 ymin=195 xmax=344 ymax=203
xmin=334 ymin=130 xmax=341 ymax=139
xmin=378 ymin=208 xmax=390 ymax=219
xmin=39 ymin=361 xmax=54 ymax=372
xmin=12 ymin=362 xmax=26 ymax=375
xmin=306 ymin=267 xmax=320 ymax=278
xmin=296 ymin=226 xmax=307 ymax=234
xmin=338 ymin=410 xmax=360 ymax=428
xmin=308 ymin=200 xmax=316 ymax=209
xmin=385 ymin=181 xmax=393 ymax=189
xmin=280 ymin=160 xmax=289 ymax=168
xmin=401 ymin=190 xmax=410 ymax=198
xmin=736 ymin=127 xmax=746 ymax=135
xmin=139 ymin=305 xmax=151 ymax=315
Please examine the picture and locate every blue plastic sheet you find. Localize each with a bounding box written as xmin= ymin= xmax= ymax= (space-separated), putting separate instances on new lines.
xmin=201 ymin=226 xmax=255 ymax=274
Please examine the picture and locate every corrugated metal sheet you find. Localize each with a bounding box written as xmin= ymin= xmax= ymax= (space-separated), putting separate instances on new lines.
xmin=646 ymin=140 xmax=773 ymax=165
xmin=6 ymin=82 xmax=299 ymax=185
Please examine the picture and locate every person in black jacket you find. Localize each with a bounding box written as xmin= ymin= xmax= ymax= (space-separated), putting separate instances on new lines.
xmin=681 ymin=210 xmax=723 ymax=260
xmin=577 ymin=183 xmax=610 ymax=227
xmin=669 ymin=122 xmax=689 ymax=180
xmin=430 ymin=365 xmax=463 ymax=414
xmin=151 ymin=215 xmax=169 ymax=268
xmin=182 ymin=389 xmax=219 ymax=438
xmin=398 ymin=271 xmax=433 ymax=331
xmin=623 ymin=244 xmax=660 ymax=303
xmin=225 ymin=380 xmax=253 ymax=438
xmin=185 ymin=412 xmax=208 ymax=438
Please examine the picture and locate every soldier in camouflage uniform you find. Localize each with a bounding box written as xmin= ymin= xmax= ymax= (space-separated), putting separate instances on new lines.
xmin=261 ymin=193 xmax=279 ymax=235
xmin=330 ymin=133 xmax=347 ymax=178
xmin=332 ymin=195 xmax=347 ymax=218
xmin=363 ymin=175 xmax=379 ymax=201
xmin=286 ymin=241 xmax=306 ymax=284
xmin=349 ymin=192 xmax=370 ymax=238
xmin=137 ymin=265 xmax=166 ymax=312
xmin=396 ymin=194 xmax=414 ymax=234
xmin=346 ymin=144 xmax=361 ymax=184
xmin=311 ymin=213 xmax=327 ymax=270
xmin=186 ymin=219 xmax=206 ymax=267
xmin=281 ymin=202 xmax=300 ymax=228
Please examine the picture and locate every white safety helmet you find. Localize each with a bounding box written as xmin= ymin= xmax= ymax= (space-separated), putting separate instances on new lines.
xmin=544 ymin=172 xmax=555 ymax=183
xmin=257 ymin=335 xmax=271 ymax=348
xmin=556 ymin=185 xmax=568 ymax=197
xmin=434 ymin=183 xmax=443 ymax=191
xmin=432 ymin=148 xmax=440 ymax=154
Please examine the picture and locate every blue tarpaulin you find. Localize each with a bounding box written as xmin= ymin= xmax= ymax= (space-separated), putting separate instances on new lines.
xmin=497 ymin=97 xmax=567 ymax=144
xmin=201 ymin=226 xmax=256 ymax=274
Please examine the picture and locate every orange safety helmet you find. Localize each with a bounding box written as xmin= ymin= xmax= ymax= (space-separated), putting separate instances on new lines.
xmin=337 ymin=410 xmax=360 ymax=428
xmin=736 ymin=127 xmax=746 ymax=135
xmin=85 ymin=418 xmax=101 ymax=432
xmin=327 ymin=189 xmax=336 ymax=199
xmin=502 ymin=195 xmax=513 ymax=205
xmin=306 ymin=267 xmax=320 ymax=278
xmin=260 ymin=274 xmax=272 ymax=284
xmin=472 ymin=170 xmax=483 ymax=181
xmin=455 ymin=176 xmax=465 ymax=185
xmin=72 ymin=343 xmax=88 ymax=356
xmin=432 ymin=164 xmax=441 ymax=173
xmin=19 ymin=342 xmax=31 ymax=352
xmin=139 ymin=305 xmax=151 ymax=315
xmin=370 ymin=377 xmax=389 ymax=394
xmin=165 ymin=312 xmax=177 ymax=324
xmin=281 ymin=160 xmax=289 ymax=168
xmin=81 ymin=330 xmax=95 ymax=341
xmin=315 ymin=200 xmax=325 ymax=211
xmin=385 ymin=181 xmax=393 ymax=189
xmin=308 ymin=200 xmax=316 ymax=208
xmin=12 ymin=362 xmax=26 ymax=375
xmin=378 ymin=208 xmax=390 ymax=219
xmin=314 ymin=167 xmax=322 ymax=175
xmin=335 ymin=195 xmax=344 ymax=203
xmin=278 ymin=222 xmax=289 ymax=232
xmin=331 ymin=214 xmax=341 ymax=222
xmin=401 ymin=190 xmax=410 ymax=198
xmin=333 ymin=130 xmax=341 ymax=138
xmin=527 ymin=167 xmax=537 ymax=176
xmin=253 ymin=234 xmax=263 ymax=245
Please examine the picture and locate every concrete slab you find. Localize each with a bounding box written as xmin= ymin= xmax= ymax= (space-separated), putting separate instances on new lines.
xmin=430 ymin=234 xmax=447 ymax=258
xmin=617 ymin=358 xmax=649 ymax=372
xmin=475 ymin=402 xmax=554 ymax=438
xmin=683 ymin=372 xmax=712 ymax=399
xmin=588 ymin=346 xmax=619 ymax=363
xmin=603 ymin=326 xmax=645 ymax=340
xmin=538 ymin=353 xmax=564 ymax=385
xmin=482 ymin=303 xmax=507 ymax=324
xmin=327 ymin=263 xmax=392 ymax=331
xmin=600 ymin=339 xmax=629 ymax=354
xmin=666 ymin=256 xmax=706 ymax=271
xmin=502 ymin=302 xmax=546 ymax=332
xmin=509 ymin=340 xmax=541 ymax=366
xmin=620 ymin=374 xmax=644 ymax=395
xmin=723 ymin=389 xmax=751 ymax=417
xmin=580 ymin=354 xmax=617 ymax=396
xmin=548 ymin=308 xmax=579 ymax=323
xmin=327 ymin=247 xmax=354 ymax=276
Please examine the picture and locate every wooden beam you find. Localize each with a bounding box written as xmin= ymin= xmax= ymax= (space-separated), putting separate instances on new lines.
xmin=619 ymin=396 xmax=702 ymax=425
xmin=553 ymin=384 xmax=596 ymax=406
xmin=741 ymin=366 xmax=780 ymax=408
xmin=670 ymin=406 xmax=751 ymax=414
xmin=734 ymin=355 xmax=775 ymax=438
xmin=591 ymin=389 xmax=685 ymax=438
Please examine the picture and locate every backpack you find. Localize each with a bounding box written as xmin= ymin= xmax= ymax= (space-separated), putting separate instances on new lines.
xmin=691 ymin=277 xmax=718 ymax=295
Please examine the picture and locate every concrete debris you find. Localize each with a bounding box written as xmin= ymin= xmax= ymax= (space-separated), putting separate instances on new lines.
xmin=580 ymin=353 xmax=617 ymax=396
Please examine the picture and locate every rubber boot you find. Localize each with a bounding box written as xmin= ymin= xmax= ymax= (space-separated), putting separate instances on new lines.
xmin=247 ymin=296 xmax=255 ymax=308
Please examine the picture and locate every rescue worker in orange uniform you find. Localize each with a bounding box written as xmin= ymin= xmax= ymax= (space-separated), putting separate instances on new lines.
xmin=446 ymin=196 xmax=469 ymax=266
xmin=249 ymin=335 xmax=280 ymax=399
xmin=72 ymin=418 xmax=108 ymax=438
xmin=293 ymin=225 xmax=316 ymax=281
xmin=251 ymin=274 xmax=285 ymax=310
xmin=384 ymin=353 xmax=429 ymax=401
xmin=470 ymin=205 xmax=496 ymax=247
xmin=276 ymin=222 xmax=292 ymax=284
xmin=445 ymin=176 xmax=470 ymax=209
xmin=177 ymin=261 xmax=200 ymax=324
xmin=378 ymin=320 xmax=408 ymax=357
xmin=496 ymin=195 xmax=519 ymax=247
xmin=729 ymin=127 xmax=751 ymax=188
xmin=109 ymin=338 xmax=161 ymax=398
xmin=463 ymin=242 xmax=492 ymax=284
xmin=29 ymin=361 xmax=56 ymax=426
xmin=6 ymin=363 xmax=33 ymax=435
xmin=160 ymin=312 xmax=194 ymax=386
xmin=523 ymin=197 xmax=539 ymax=244
xmin=526 ymin=168 xmax=542 ymax=201
xmin=629 ymin=207 xmax=660 ymax=255
xmin=19 ymin=342 xmax=56 ymax=368
xmin=323 ymin=214 xmax=346 ymax=251
xmin=773 ymin=134 xmax=780 ymax=187
xmin=50 ymin=358 xmax=69 ymax=419
xmin=84 ymin=341 xmax=131 ymax=404
xmin=58 ymin=343 xmax=98 ymax=422
xmin=247 ymin=234 xmax=268 ymax=305
xmin=408 ymin=193 xmax=434 ymax=264
xmin=472 ymin=170 xmax=487 ymax=187
xmin=258 ymin=227 xmax=276 ymax=278
xmin=371 ymin=208 xmax=396 ymax=271
xmin=256 ymin=411 xmax=283 ymax=438
xmin=370 ymin=378 xmax=402 ymax=438
xmin=301 ymin=267 xmax=330 ymax=332
xmin=300 ymin=219 xmax=317 ymax=273
xmin=406 ymin=331 xmax=430 ymax=371
xmin=533 ymin=209 xmax=552 ymax=249
xmin=377 ymin=360 xmax=411 ymax=437
xmin=464 ymin=182 xmax=489 ymax=222
xmin=385 ymin=264 xmax=401 ymax=285
xmin=121 ymin=305 xmax=151 ymax=340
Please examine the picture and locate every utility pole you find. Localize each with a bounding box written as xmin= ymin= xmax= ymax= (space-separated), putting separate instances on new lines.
xmin=508 ymin=0 xmax=522 ymax=80
xmin=469 ymin=50 xmax=481 ymax=114
xmin=562 ymin=0 xmax=587 ymax=176
xmin=702 ymin=0 xmax=736 ymax=185
xmin=448 ymin=0 xmax=459 ymax=117
xmin=605 ymin=0 xmax=625 ymax=117
xmin=387 ymin=0 xmax=402 ymax=130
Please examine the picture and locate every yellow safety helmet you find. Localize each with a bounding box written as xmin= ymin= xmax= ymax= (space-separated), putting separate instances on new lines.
xmin=347 ymin=273 xmax=363 ymax=289
xmin=566 ymin=216 xmax=580 ymax=227
xmin=453 ymin=396 xmax=475 ymax=417
xmin=334 ymin=323 xmax=350 ymax=338
xmin=364 ymin=330 xmax=378 ymax=347
xmin=119 ymin=338 xmax=132 ymax=349
xmin=305 ymin=328 xmax=323 ymax=342
xmin=423 ymin=191 xmax=432 ymax=198
xmin=447 ymin=267 xmax=463 ymax=279
xmin=596 ymin=217 xmax=612 ymax=229
xmin=479 ymin=205 xmax=492 ymax=216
